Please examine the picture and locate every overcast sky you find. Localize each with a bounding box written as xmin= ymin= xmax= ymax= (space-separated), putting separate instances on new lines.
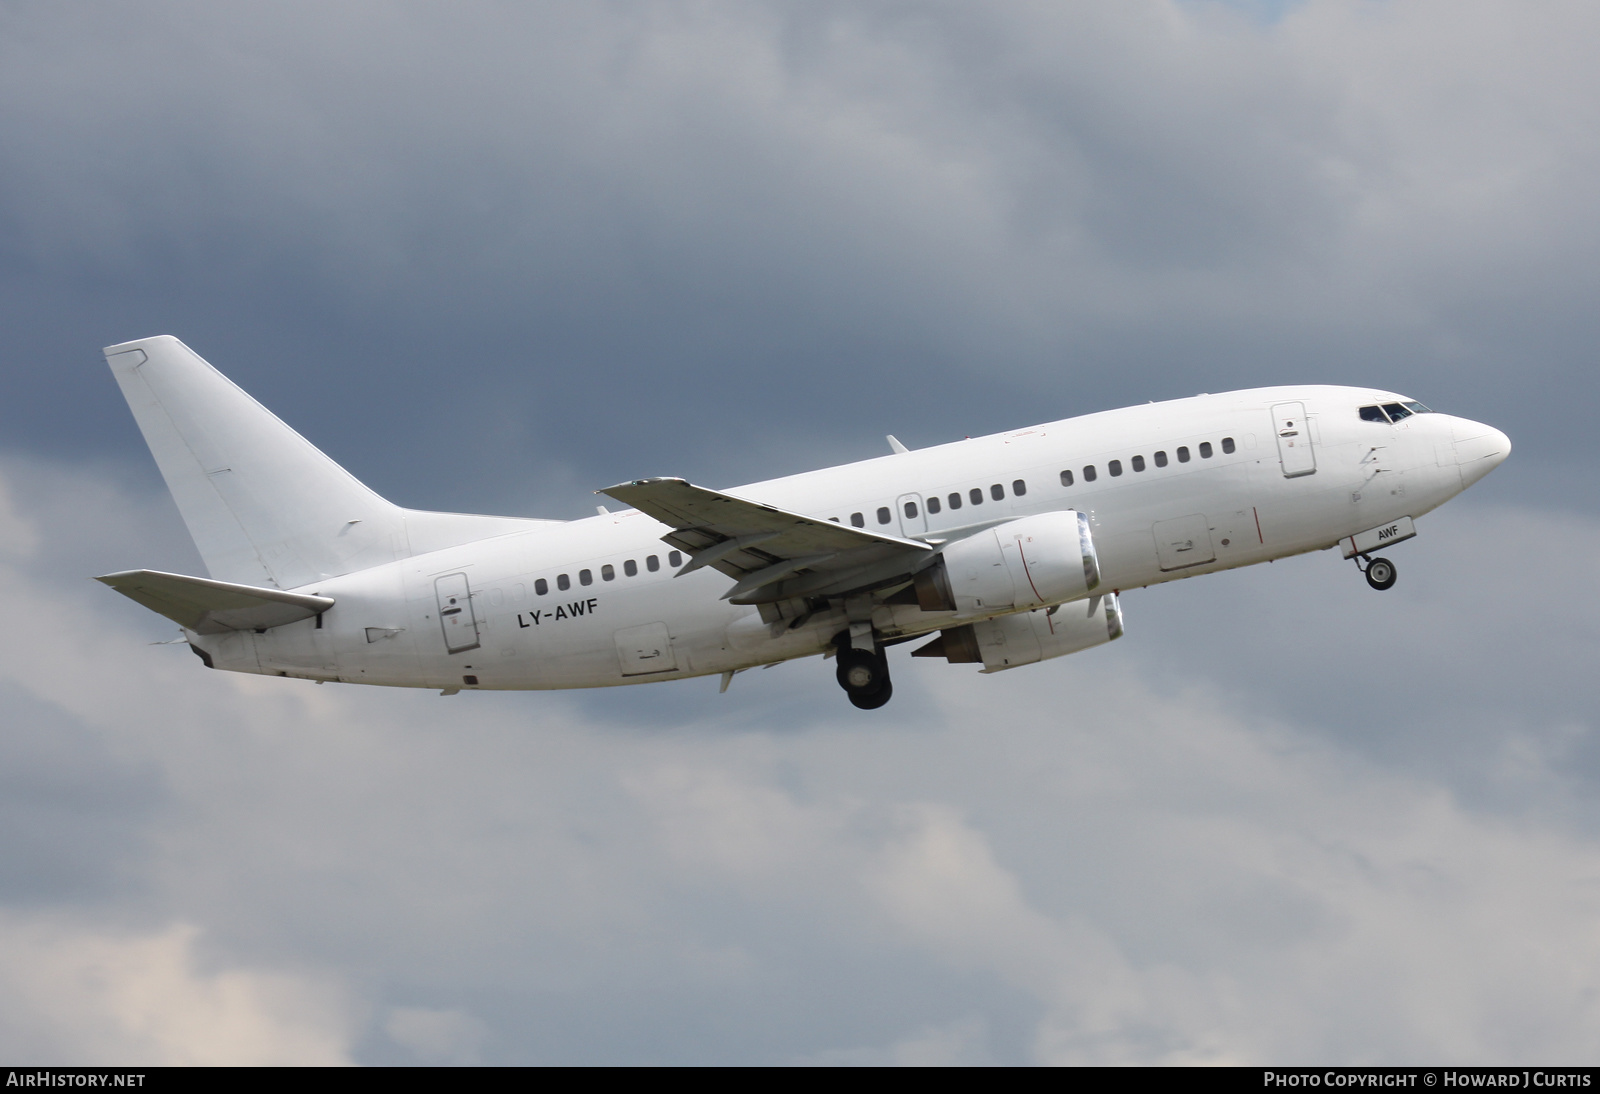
xmin=1 ymin=0 xmax=1597 ymax=1065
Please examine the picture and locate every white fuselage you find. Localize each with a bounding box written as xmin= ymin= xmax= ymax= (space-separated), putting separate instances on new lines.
xmin=194 ymin=385 xmax=1507 ymax=691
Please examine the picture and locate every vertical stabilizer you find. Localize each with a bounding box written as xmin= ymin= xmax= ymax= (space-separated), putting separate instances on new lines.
xmin=105 ymin=336 xmax=411 ymax=589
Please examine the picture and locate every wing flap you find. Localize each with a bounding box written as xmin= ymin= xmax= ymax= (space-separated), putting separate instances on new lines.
xmin=97 ymin=569 xmax=334 ymax=634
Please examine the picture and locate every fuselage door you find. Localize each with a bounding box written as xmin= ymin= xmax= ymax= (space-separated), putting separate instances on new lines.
xmin=434 ymin=572 xmax=481 ymax=654
xmin=615 ymin=622 xmax=677 ymax=676
xmin=1272 ymin=401 xmax=1317 ymax=478
xmin=896 ymin=493 xmax=927 ymax=538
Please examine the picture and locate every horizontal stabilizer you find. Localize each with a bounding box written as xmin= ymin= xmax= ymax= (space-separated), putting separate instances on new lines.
xmin=96 ymin=569 xmax=334 ymax=634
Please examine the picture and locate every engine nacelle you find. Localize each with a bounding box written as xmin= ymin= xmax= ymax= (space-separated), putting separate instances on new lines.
xmin=937 ymin=510 xmax=1101 ymax=615
xmin=913 ymin=593 xmax=1124 ymax=671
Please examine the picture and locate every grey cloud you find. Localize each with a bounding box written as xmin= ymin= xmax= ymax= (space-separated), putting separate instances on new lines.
xmin=0 ymin=0 xmax=1594 ymax=512
xmin=0 ymin=683 xmax=161 ymax=906
xmin=0 ymin=0 xmax=1593 ymax=1064
xmin=2 ymin=457 xmax=1598 ymax=1063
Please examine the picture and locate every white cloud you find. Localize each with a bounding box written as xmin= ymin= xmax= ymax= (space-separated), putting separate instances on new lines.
xmin=796 ymin=1014 xmax=994 ymax=1066
xmin=384 ymin=1006 xmax=488 ymax=1065
xmin=0 ymin=0 xmax=1597 ymax=1058
xmin=612 ymin=664 xmax=1600 ymax=1064
xmin=0 ymin=917 xmax=353 ymax=1066
xmin=3 ymin=456 xmax=1598 ymax=1063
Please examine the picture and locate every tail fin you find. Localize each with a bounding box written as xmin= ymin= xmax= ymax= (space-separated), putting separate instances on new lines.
xmin=105 ymin=336 xmax=547 ymax=590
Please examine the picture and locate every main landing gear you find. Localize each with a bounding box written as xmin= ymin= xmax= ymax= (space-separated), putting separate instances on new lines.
xmin=1354 ymin=554 xmax=1397 ymax=591
xmin=834 ymin=632 xmax=893 ymax=709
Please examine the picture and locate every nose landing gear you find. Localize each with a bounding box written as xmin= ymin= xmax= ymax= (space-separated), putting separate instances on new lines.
xmin=1355 ymin=554 xmax=1397 ymax=591
xmin=834 ymin=633 xmax=893 ymax=709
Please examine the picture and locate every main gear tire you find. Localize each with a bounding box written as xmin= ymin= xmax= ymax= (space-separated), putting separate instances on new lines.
xmin=836 ymin=645 xmax=892 ymax=707
xmin=848 ymin=678 xmax=893 ymax=709
xmin=836 ymin=647 xmax=886 ymax=692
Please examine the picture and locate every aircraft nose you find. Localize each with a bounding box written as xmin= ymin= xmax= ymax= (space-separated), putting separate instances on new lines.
xmin=1451 ymin=419 xmax=1511 ymax=487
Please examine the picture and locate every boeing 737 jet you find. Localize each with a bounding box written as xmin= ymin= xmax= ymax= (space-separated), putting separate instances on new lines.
xmin=97 ymin=337 xmax=1510 ymax=709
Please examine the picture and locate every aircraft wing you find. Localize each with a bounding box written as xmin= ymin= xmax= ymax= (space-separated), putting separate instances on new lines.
xmin=599 ymin=477 xmax=932 ymax=604
xmin=97 ymin=569 xmax=335 ymax=634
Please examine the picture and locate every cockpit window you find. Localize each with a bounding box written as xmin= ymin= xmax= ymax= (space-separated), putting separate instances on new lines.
xmin=1362 ymin=401 xmax=1433 ymax=423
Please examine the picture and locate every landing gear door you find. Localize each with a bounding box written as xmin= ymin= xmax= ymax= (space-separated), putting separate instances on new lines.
xmin=896 ymin=493 xmax=927 ymax=538
xmin=1272 ymin=401 xmax=1316 ymax=478
xmin=434 ymin=572 xmax=480 ymax=654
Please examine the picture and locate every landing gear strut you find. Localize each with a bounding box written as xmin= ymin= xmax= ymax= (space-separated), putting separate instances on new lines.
xmin=1355 ymin=554 xmax=1397 ymax=591
xmin=835 ymin=633 xmax=893 ymax=709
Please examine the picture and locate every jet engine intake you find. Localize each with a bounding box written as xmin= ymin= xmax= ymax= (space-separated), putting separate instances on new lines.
xmin=938 ymin=510 xmax=1100 ymax=614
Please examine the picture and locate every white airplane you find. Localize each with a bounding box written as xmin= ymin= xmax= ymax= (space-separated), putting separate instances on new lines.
xmin=96 ymin=336 xmax=1510 ymax=709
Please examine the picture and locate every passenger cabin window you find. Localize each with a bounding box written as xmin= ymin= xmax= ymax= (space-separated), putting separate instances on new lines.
xmin=948 ymin=492 xmax=962 ymax=510
xmin=1083 ymin=465 xmax=1097 ymax=482
xmin=1013 ymin=479 xmax=1027 ymax=496
xmin=1382 ymin=403 xmax=1412 ymax=422
xmin=1177 ymin=446 xmax=1190 ymax=463
xmin=903 ymin=501 xmax=918 ymax=518
xmin=579 ymin=569 xmax=593 ymax=586
xmin=1221 ymin=437 xmax=1236 ymax=454
xmin=1060 ymin=469 xmax=1074 ymax=487
xmin=535 ymin=578 xmax=549 ymax=596
xmin=969 ymin=488 xmax=984 ymax=505
xmin=646 ymin=555 xmax=660 ymax=572
xmin=829 ymin=517 xmax=840 ymax=523
xmin=557 ymin=574 xmax=570 ymax=591
xmin=1199 ymin=442 xmax=1213 ymax=459
xmin=850 ymin=512 xmax=865 ymax=527
xmin=877 ymin=507 xmax=891 ymax=524
xmin=1131 ymin=455 xmax=1145 ymax=472
xmin=1154 ymin=451 xmax=1168 ymax=468
xmin=1359 ymin=405 xmax=1389 ymax=423
xmin=927 ymin=496 xmax=941 ymax=514
xmin=601 ymin=564 xmax=615 ymax=581
xmin=990 ymin=483 xmax=1005 ymax=501
xmin=668 ymin=551 xmax=682 ymax=567
xmin=1108 ymin=460 xmax=1123 ymax=477
xmin=624 ymin=559 xmax=637 ymax=577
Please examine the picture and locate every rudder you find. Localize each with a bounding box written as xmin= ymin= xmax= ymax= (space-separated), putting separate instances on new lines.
xmin=106 ymin=336 xmax=411 ymax=590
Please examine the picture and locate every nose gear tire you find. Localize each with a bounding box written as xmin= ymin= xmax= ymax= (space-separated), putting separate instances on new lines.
xmin=1365 ymin=557 xmax=1397 ymax=591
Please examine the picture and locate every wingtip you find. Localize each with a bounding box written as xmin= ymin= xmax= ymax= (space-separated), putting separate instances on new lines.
xmin=599 ymin=476 xmax=691 ymax=494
